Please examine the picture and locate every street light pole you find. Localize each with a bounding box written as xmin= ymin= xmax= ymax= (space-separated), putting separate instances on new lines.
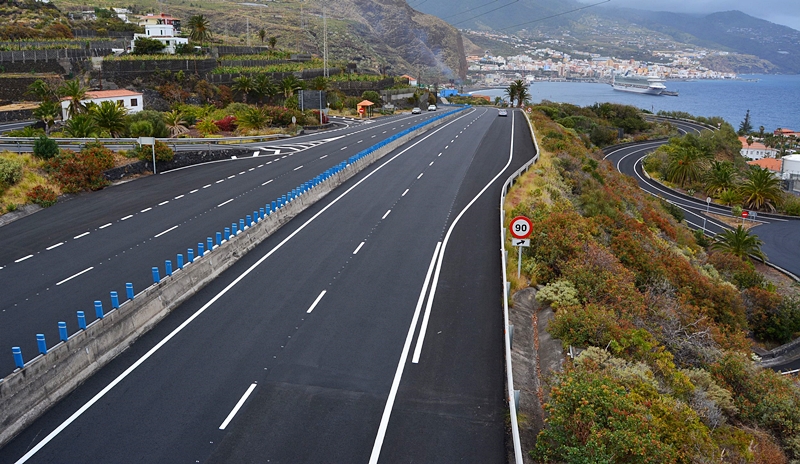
xmin=703 ymin=196 xmax=710 ymax=233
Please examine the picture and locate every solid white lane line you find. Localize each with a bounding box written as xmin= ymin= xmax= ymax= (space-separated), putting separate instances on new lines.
xmin=121 ymin=215 xmax=133 ymax=221
xmin=353 ymin=242 xmax=365 ymax=255
xmin=14 ymin=255 xmax=33 ymax=263
xmin=74 ymin=232 xmax=90 ymax=239
xmin=402 ymin=189 xmax=409 ymax=197
xmin=154 ymin=225 xmax=179 ymax=238
xmin=217 ymin=199 xmax=234 ymax=207
xmin=158 ymin=201 xmax=169 ymax=206
xmin=293 ymin=165 xmax=303 ymax=171
xmin=140 ymin=207 xmax=152 ymax=213
xmin=46 ymin=242 xmax=64 ymax=250
xmin=262 ymin=180 xmax=273 ymax=186
xmin=382 ymin=210 xmax=391 ymax=220
xmin=412 ymin=110 xmax=516 ymax=364
xmin=202 ymin=184 xmax=211 ymax=189
xmin=11 ymin=108 xmax=475 ymax=464
xmin=218 ymin=383 xmax=257 ymax=430
xmin=99 ymin=223 xmax=112 ymax=229
xmin=368 ymin=242 xmax=441 ymax=464
xmin=306 ymin=290 xmax=327 ymax=314
xmin=320 ymin=155 xmax=328 ymax=159
xmin=174 ymin=195 xmax=185 ymax=199
xmin=417 ymin=173 xmax=423 ymax=179
xmin=56 ymin=267 xmax=93 ymax=286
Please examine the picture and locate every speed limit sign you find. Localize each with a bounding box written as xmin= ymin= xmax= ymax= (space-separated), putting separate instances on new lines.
xmin=509 ymin=216 xmax=532 ymax=239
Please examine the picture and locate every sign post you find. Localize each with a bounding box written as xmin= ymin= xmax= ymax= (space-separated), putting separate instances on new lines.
xmin=509 ymin=216 xmax=533 ymax=278
xmin=703 ymin=197 xmax=711 ymax=232
xmin=741 ymin=210 xmax=749 ymax=225
xmin=138 ymin=136 xmax=156 ymax=174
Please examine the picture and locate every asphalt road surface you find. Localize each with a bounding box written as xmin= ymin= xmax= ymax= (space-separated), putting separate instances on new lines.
xmin=0 ymin=108 xmax=536 ymax=462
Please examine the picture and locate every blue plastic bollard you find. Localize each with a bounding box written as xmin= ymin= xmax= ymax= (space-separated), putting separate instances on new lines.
xmin=224 ymin=228 xmax=230 ymax=240
xmin=165 ymin=260 xmax=172 ymax=276
xmin=188 ymin=248 xmax=194 ymax=263
xmin=260 ymin=207 xmax=265 ymax=219
xmin=207 ymin=237 xmax=213 ymax=251
xmin=58 ymin=322 xmax=68 ymax=342
xmin=37 ymin=334 xmax=46 ymax=355
xmin=265 ymin=205 xmax=271 ymax=216
xmin=152 ymin=267 xmax=160 ymax=283
xmin=110 ymin=291 xmax=119 ymax=309
xmin=12 ymin=347 xmax=23 ymax=369
xmin=253 ymin=211 xmax=258 ymax=224
xmin=271 ymin=200 xmax=277 ymax=212
xmin=177 ymin=254 xmax=184 ymax=269
xmin=95 ymin=300 xmax=104 ymax=319
xmin=77 ymin=311 xmax=86 ymax=329
xmin=216 ymin=232 xmax=222 ymax=246
xmin=232 ymin=223 xmax=238 ymax=235
xmin=198 ymin=242 xmax=205 ymax=256
xmin=126 ymin=282 xmax=134 ymax=300
xmin=240 ymin=218 xmax=245 ymax=231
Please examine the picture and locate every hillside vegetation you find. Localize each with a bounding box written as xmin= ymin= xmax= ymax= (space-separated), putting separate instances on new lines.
xmin=507 ymin=107 xmax=800 ymax=462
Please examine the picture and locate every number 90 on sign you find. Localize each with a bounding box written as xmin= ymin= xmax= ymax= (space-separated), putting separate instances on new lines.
xmin=509 ymin=216 xmax=532 ymax=239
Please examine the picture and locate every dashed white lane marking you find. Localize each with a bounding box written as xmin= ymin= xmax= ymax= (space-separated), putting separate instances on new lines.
xmin=340 ymin=147 xmax=347 ymax=150
xmin=227 ymin=175 xmax=235 ymax=179
xmin=14 ymin=255 xmax=33 ymax=263
xmin=174 ymin=195 xmax=184 ymax=199
xmin=46 ymin=242 xmax=64 ymax=250
xmin=293 ymin=165 xmax=303 ymax=171
xmin=451 ymin=139 xmax=454 ymax=143
xmin=121 ymin=215 xmax=133 ymax=221
xmin=353 ymin=242 xmax=365 ymax=255
xmin=257 ymin=164 xmax=264 ymax=168
xmin=189 ymin=189 xmax=199 ymax=194
xmin=158 ymin=201 xmax=169 ymax=206
xmin=383 ymin=131 xmax=387 ymax=133
xmin=218 ymin=383 xmax=258 ymax=430
xmin=154 ymin=225 xmax=179 ymax=238
xmin=99 ymin=223 xmax=112 ymax=229
xmin=217 ymin=199 xmax=234 ymax=207
xmin=320 ymin=155 xmax=328 ymax=159
xmin=382 ymin=210 xmax=391 ymax=220
xmin=248 ymin=168 xmax=255 ymax=172
xmin=203 ymin=184 xmax=211 ymax=189
xmin=357 ymin=140 xmax=363 ymax=143
xmin=438 ymin=152 xmax=442 ymax=157
xmin=306 ymin=290 xmax=327 ymax=314
xmin=402 ymin=189 xmax=409 ymax=197
xmin=445 ymin=145 xmax=449 ymax=149
xmin=417 ymin=173 xmax=423 ymax=179
xmin=140 ymin=207 xmax=152 ymax=213
xmin=239 ymin=171 xmax=245 ymax=175
xmin=56 ymin=266 xmax=94 ymax=286
xmin=371 ymin=135 xmax=376 ymax=138
xmin=262 ymin=180 xmax=273 ymax=186
xmin=429 ymin=161 xmax=434 ymax=166
xmin=216 ymin=180 xmax=225 ymax=184
xmin=74 ymin=232 xmax=90 ymax=239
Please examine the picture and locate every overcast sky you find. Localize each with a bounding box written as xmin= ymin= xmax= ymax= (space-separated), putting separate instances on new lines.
xmin=582 ymin=0 xmax=800 ymax=31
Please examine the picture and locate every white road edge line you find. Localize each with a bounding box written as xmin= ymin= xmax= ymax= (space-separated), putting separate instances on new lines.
xmin=46 ymin=242 xmax=64 ymax=250
xmin=368 ymin=242 xmax=441 ymax=464
xmin=11 ymin=108 xmax=475 ymax=464
xmin=306 ymin=290 xmax=327 ymax=313
xmin=382 ymin=210 xmax=391 ymax=220
xmin=353 ymin=242 xmax=365 ymax=254
xmin=217 ymin=199 xmax=234 ymax=207
xmin=412 ymin=110 xmax=516 ymax=364
xmin=73 ymin=232 xmax=89 ymax=239
xmin=56 ymin=267 xmax=94 ymax=286
xmin=218 ymin=383 xmax=257 ymax=430
xmin=14 ymin=255 xmax=33 ymax=263
xmin=154 ymin=225 xmax=179 ymax=238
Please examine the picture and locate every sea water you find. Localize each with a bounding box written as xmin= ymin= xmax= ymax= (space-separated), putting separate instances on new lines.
xmin=472 ymin=74 xmax=800 ymax=132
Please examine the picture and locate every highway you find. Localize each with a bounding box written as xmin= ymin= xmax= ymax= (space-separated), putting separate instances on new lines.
xmin=0 ymin=107 xmax=535 ymax=462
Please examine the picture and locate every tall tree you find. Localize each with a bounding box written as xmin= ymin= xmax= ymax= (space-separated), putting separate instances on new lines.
xmin=739 ymin=166 xmax=783 ymax=212
xmin=91 ymin=100 xmax=128 ymax=137
xmin=33 ymin=100 xmax=61 ymax=133
xmin=231 ymin=75 xmax=256 ymax=104
xmin=711 ymin=225 xmax=767 ymax=262
xmin=268 ymin=36 xmax=278 ymax=50
xmin=258 ymin=29 xmax=266 ymax=44
xmin=58 ymin=79 xmax=87 ymax=118
xmin=504 ymin=84 xmax=517 ymax=107
xmin=738 ymin=109 xmax=753 ymax=136
xmin=188 ymin=15 xmax=211 ymax=46
xmin=254 ymin=74 xmax=278 ymax=105
xmin=514 ymin=80 xmax=530 ymax=107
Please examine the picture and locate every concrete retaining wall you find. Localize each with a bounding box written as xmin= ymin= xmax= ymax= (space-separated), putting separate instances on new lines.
xmin=0 ymin=107 xmax=466 ymax=447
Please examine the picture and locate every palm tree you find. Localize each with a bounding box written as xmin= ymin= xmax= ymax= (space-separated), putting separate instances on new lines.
xmin=504 ymin=84 xmax=517 ymax=107
xmin=280 ymin=75 xmax=304 ymax=99
xmin=254 ymin=74 xmax=278 ymax=105
xmin=188 ymin=15 xmax=211 ymax=46
xmin=231 ymin=75 xmax=256 ymax=104
xmin=515 ymin=84 xmax=531 ymax=107
xmin=258 ymin=29 xmax=266 ymax=44
xmin=310 ymin=76 xmax=328 ymax=91
xmin=91 ymin=100 xmax=128 ymax=137
xmin=712 ymin=225 xmax=767 ymax=262
xmin=704 ymin=160 xmax=737 ymax=198
xmin=717 ymin=189 xmax=741 ymax=207
xmin=268 ymin=36 xmax=277 ymax=50
xmin=163 ymin=110 xmax=189 ymax=137
xmin=237 ymin=106 xmax=270 ymax=132
xmin=58 ymin=79 xmax=87 ymax=118
xmin=64 ymin=114 xmax=98 ymax=138
xmin=27 ymin=79 xmax=55 ymax=102
xmin=739 ymin=166 xmax=783 ymax=212
xmin=33 ymin=100 xmax=61 ymax=133
xmin=665 ymin=145 xmax=709 ymax=188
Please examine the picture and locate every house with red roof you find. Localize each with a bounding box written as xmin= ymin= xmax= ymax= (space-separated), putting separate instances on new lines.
xmin=747 ymin=157 xmax=782 ymax=174
xmin=60 ymin=89 xmax=143 ymax=120
xmin=739 ymin=136 xmax=777 ymax=160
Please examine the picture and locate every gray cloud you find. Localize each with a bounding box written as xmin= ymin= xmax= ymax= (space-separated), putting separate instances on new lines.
xmin=580 ymin=0 xmax=800 ymax=30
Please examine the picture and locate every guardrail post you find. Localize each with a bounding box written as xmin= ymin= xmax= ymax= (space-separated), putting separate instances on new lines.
xmin=198 ymin=242 xmax=204 ymax=256
xmin=152 ymin=267 xmax=160 ymax=283
xmin=77 ymin=311 xmax=86 ymax=329
xmin=187 ymin=249 xmax=194 ymax=263
xmin=12 ymin=347 xmax=23 ymax=369
xmin=165 ymin=260 xmax=173 ymax=276
xmin=36 ymin=334 xmax=47 ymax=355
xmin=126 ymin=282 xmax=134 ymax=300
xmin=94 ymin=300 xmax=104 ymax=319
xmin=110 ymin=291 xmax=119 ymax=309
xmin=177 ymin=254 xmax=184 ymax=269
xmin=207 ymin=237 xmax=213 ymax=251
xmin=58 ymin=322 xmax=68 ymax=342
xmin=514 ymin=390 xmax=520 ymax=409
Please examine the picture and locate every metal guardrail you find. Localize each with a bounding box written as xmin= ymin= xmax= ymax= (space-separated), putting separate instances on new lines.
xmin=499 ymin=110 xmax=541 ymax=464
xmin=0 ymin=134 xmax=291 ymax=146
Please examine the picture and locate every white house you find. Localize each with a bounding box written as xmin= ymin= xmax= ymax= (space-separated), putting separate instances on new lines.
xmin=61 ymin=89 xmax=143 ymax=120
xmin=739 ymin=137 xmax=777 ymax=160
xmin=131 ymin=24 xmax=188 ymax=55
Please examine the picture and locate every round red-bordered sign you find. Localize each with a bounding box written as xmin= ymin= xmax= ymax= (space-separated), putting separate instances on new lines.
xmin=509 ymin=216 xmax=533 ymax=239
xmin=742 ymin=210 xmax=749 ymax=218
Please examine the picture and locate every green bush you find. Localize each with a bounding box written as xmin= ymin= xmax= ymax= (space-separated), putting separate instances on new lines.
xmin=132 ymin=141 xmax=174 ymax=163
xmin=26 ymin=185 xmax=57 ymax=207
xmin=128 ymin=120 xmax=154 ymax=138
xmin=535 ymin=279 xmax=580 ymax=309
xmin=33 ymin=135 xmax=59 ymax=160
xmin=126 ymin=111 xmax=169 ymax=138
xmin=46 ymin=143 xmax=115 ymax=193
xmin=0 ymin=157 xmax=23 ymax=187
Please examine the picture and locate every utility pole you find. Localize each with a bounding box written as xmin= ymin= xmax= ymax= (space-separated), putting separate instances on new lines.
xmin=323 ymin=6 xmax=328 ymax=78
xmin=246 ymin=17 xmax=250 ymax=47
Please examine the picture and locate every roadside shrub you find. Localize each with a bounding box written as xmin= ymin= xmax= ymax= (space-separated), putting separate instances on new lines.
xmin=264 ymin=106 xmax=305 ymax=126
xmin=132 ymin=141 xmax=174 ymax=163
xmin=26 ymin=185 xmax=57 ymax=207
xmin=127 ymin=110 xmax=169 ymax=138
xmin=535 ymin=279 xmax=579 ymax=309
xmin=47 ymin=143 xmax=115 ymax=193
xmin=214 ymin=115 xmax=237 ymax=132
xmin=33 ymin=135 xmax=59 ymax=160
xmin=196 ymin=119 xmax=219 ymax=135
xmin=128 ymin=120 xmax=154 ymax=138
xmin=0 ymin=157 xmax=23 ymax=187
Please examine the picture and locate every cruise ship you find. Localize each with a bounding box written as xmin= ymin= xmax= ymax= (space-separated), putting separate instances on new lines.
xmin=611 ymin=72 xmax=666 ymax=95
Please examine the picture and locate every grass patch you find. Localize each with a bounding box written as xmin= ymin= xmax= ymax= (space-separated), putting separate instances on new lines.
xmin=0 ymin=151 xmax=60 ymax=211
